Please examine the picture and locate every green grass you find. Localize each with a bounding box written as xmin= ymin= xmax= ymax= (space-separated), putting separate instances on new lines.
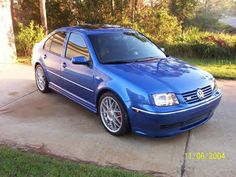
xmin=0 ymin=146 xmax=151 ymax=177
xmin=181 ymin=58 xmax=236 ymax=79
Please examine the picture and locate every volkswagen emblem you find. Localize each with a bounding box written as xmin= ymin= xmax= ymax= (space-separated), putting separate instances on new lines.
xmin=196 ymin=89 xmax=205 ymax=100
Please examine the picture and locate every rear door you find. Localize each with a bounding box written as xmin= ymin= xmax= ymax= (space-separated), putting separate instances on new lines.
xmin=60 ymin=32 xmax=95 ymax=104
xmin=43 ymin=31 xmax=66 ymax=87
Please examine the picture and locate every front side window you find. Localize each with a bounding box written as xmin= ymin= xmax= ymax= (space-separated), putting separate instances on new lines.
xmin=89 ymin=32 xmax=166 ymax=64
xmin=66 ymin=33 xmax=89 ymax=60
xmin=49 ymin=32 xmax=66 ymax=56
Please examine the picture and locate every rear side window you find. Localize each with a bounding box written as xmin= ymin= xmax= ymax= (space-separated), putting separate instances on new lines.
xmin=66 ymin=33 xmax=89 ymax=60
xmin=49 ymin=32 xmax=66 ymax=56
xmin=44 ymin=36 xmax=53 ymax=51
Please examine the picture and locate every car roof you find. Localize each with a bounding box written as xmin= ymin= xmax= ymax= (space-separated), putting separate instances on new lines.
xmin=56 ymin=24 xmax=134 ymax=35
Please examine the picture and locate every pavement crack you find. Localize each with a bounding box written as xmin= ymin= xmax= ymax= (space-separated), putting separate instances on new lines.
xmin=180 ymin=131 xmax=191 ymax=177
xmin=0 ymin=90 xmax=38 ymax=109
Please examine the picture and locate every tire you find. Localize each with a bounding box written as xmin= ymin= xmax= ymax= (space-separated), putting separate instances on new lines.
xmin=35 ymin=64 xmax=50 ymax=93
xmin=98 ymin=92 xmax=130 ymax=136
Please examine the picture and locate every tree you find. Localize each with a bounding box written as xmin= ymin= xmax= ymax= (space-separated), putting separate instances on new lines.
xmin=170 ymin=0 xmax=198 ymax=24
xmin=135 ymin=8 xmax=182 ymax=43
xmin=14 ymin=0 xmax=41 ymax=27
xmin=39 ymin=0 xmax=48 ymax=34
xmin=46 ymin=0 xmax=75 ymax=31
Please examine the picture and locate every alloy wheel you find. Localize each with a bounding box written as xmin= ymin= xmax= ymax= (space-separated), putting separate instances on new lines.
xmin=100 ymin=96 xmax=123 ymax=133
xmin=36 ymin=66 xmax=46 ymax=91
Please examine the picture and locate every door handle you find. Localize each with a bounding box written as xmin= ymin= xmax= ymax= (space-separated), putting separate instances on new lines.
xmin=43 ymin=54 xmax=47 ymax=59
xmin=62 ymin=62 xmax=67 ymax=68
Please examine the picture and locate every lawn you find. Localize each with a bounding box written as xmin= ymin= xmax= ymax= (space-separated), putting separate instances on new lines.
xmin=0 ymin=146 xmax=151 ymax=177
xmin=181 ymin=58 xmax=236 ymax=80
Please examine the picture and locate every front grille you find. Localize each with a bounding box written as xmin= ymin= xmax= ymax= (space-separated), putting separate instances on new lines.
xmin=182 ymin=85 xmax=212 ymax=104
xmin=160 ymin=112 xmax=210 ymax=130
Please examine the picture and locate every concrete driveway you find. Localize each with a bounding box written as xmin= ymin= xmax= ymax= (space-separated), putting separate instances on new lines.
xmin=0 ymin=64 xmax=236 ymax=177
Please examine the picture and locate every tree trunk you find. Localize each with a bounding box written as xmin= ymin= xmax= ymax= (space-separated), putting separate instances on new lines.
xmin=130 ymin=0 xmax=135 ymax=22
xmin=111 ymin=0 xmax=114 ymax=16
xmin=136 ymin=0 xmax=143 ymax=10
xmin=10 ymin=0 xmax=14 ymax=20
xmin=39 ymin=0 xmax=48 ymax=34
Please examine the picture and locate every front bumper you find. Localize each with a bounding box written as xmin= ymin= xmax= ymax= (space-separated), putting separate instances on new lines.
xmin=129 ymin=90 xmax=222 ymax=137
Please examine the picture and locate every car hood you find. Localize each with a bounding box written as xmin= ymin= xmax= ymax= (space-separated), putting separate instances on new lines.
xmin=103 ymin=57 xmax=212 ymax=94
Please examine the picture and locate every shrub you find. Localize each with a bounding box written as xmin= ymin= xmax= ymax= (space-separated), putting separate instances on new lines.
xmin=163 ymin=29 xmax=236 ymax=59
xmin=16 ymin=21 xmax=45 ymax=56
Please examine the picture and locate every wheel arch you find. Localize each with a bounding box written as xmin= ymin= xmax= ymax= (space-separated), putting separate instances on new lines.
xmin=96 ymin=87 xmax=130 ymax=113
xmin=34 ymin=61 xmax=50 ymax=83
xmin=34 ymin=62 xmax=41 ymax=69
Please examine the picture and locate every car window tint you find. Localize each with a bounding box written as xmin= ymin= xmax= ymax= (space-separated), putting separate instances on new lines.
xmin=44 ymin=36 xmax=53 ymax=51
xmin=89 ymin=32 xmax=166 ymax=63
xmin=50 ymin=32 xmax=66 ymax=56
xmin=66 ymin=33 xmax=89 ymax=60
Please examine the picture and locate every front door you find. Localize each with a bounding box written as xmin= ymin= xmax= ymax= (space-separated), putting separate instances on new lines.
xmin=61 ymin=32 xmax=95 ymax=105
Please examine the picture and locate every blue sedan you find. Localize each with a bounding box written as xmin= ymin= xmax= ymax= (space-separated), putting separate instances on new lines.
xmin=32 ymin=25 xmax=222 ymax=137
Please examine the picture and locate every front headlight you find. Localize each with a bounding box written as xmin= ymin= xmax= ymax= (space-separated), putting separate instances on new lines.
xmin=209 ymin=77 xmax=217 ymax=90
xmin=153 ymin=93 xmax=179 ymax=106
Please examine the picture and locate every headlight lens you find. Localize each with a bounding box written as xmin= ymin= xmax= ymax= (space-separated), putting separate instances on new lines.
xmin=209 ymin=77 xmax=217 ymax=90
xmin=153 ymin=93 xmax=179 ymax=106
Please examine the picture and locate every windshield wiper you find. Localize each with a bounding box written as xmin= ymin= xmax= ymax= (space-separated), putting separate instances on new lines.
xmin=133 ymin=57 xmax=160 ymax=62
xmin=103 ymin=61 xmax=132 ymax=64
xmin=103 ymin=57 xmax=161 ymax=64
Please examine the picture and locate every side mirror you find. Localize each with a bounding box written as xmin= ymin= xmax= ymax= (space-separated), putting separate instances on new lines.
xmin=161 ymin=47 xmax=165 ymax=52
xmin=71 ymin=56 xmax=88 ymax=65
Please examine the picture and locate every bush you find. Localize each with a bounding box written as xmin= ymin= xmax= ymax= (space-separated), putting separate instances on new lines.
xmin=165 ymin=43 xmax=236 ymax=59
xmin=16 ymin=21 xmax=45 ymax=56
xmin=163 ymin=28 xmax=236 ymax=59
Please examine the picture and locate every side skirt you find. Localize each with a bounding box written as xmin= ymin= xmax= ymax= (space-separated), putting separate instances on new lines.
xmin=49 ymin=82 xmax=97 ymax=113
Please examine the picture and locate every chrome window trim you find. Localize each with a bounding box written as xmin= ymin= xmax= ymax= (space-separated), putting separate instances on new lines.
xmin=132 ymin=92 xmax=221 ymax=115
xmin=47 ymin=70 xmax=94 ymax=92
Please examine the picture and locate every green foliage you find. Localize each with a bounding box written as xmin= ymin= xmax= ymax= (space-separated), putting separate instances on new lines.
xmin=14 ymin=0 xmax=41 ymax=29
xmin=13 ymin=0 xmax=236 ymax=60
xmin=16 ymin=21 xmax=45 ymax=56
xmin=186 ymin=13 xmax=218 ymax=30
xmin=169 ymin=0 xmax=197 ymax=23
xmin=183 ymin=0 xmax=235 ymax=32
xmin=164 ymin=28 xmax=236 ymax=59
xmin=123 ymin=8 xmax=182 ymax=43
xmin=46 ymin=0 xmax=75 ymax=31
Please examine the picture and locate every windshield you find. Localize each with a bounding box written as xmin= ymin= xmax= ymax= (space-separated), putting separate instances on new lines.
xmin=88 ymin=32 xmax=166 ymax=64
